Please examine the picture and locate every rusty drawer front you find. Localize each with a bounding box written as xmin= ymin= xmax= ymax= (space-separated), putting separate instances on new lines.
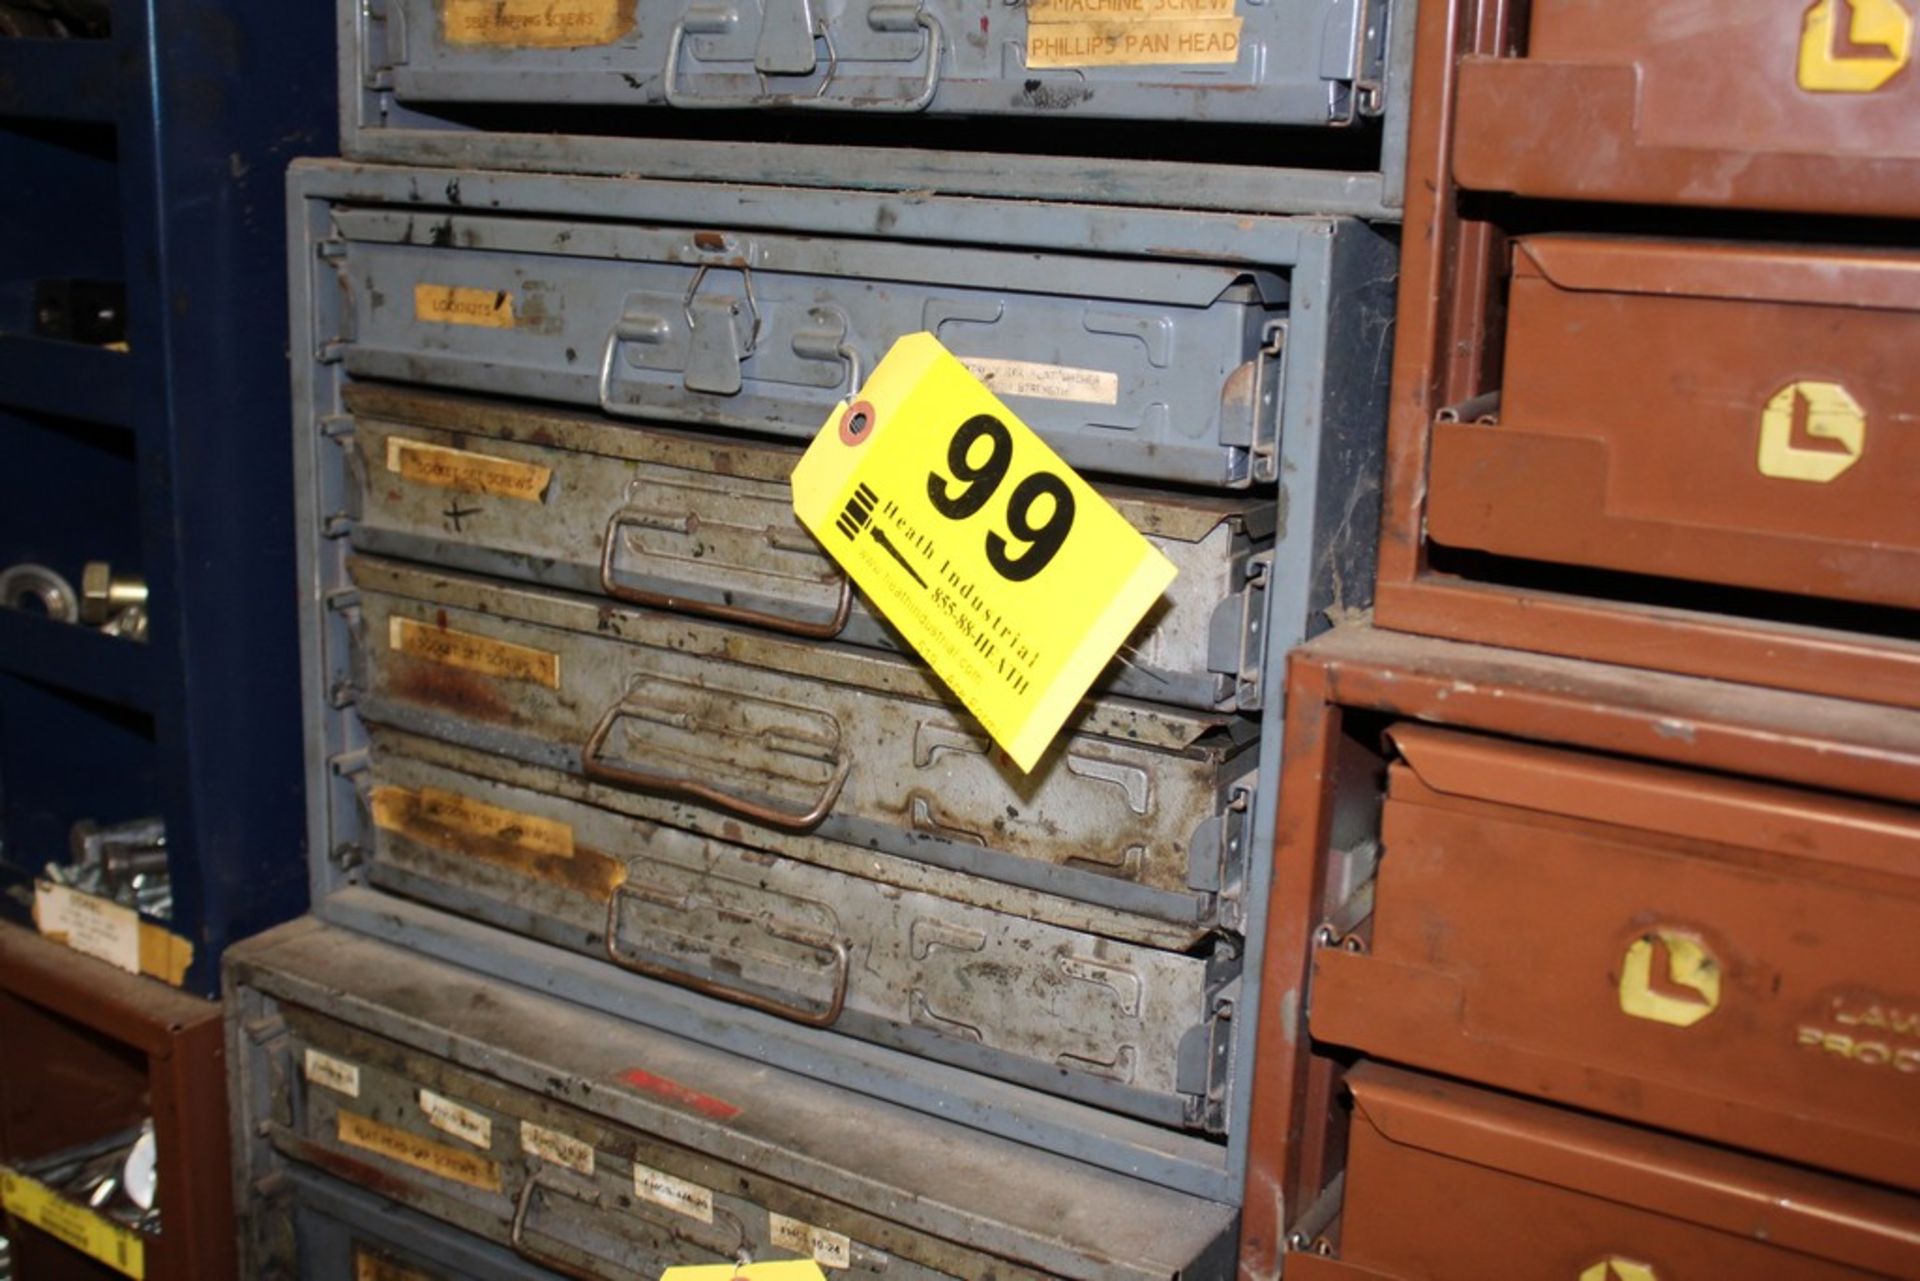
xmin=1450 ymin=0 xmax=1920 ymax=216
xmin=324 ymin=207 xmax=1287 ymax=489
xmin=348 ymin=557 xmax=1255 ymax=936
xmin=1334 ymin=1063 xmax=1920 ymax=1281
xmin=230 ymin=921 xmax=1241 ymax=1280
xmin=346 ymin=387 xmax=1274 ymax=712
xmin=1426 ymin=237 xmax=1920 ymax=609
xmin=365 ymin=0 xmax=1383 ymax=127
xmin=275 ymin=1009 xmax=1011 ymax=1279
xmin=290 ymin=1167 xmax=558 ymax=1280
xmin=359 ymin=751 xmax=1236 ymax=1131
xmin=1310 ymin=724 xmax=1920 ymax=1191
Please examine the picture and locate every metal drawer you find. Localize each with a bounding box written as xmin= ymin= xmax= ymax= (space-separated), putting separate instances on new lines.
xmin=229 ymin=920 xmax=1241 ymax=1280
xmin=1426 ymin=237 xmax=1920 ymax=610
xmin=1310 ymin=724 xmax=1920 ymax=1192
xmin=1452 ymin=0 xmax=1920 ymax=217
xmin=318 ymin=206 xmax=1288 ymax=488
xmin=347 ymin=556 xmax=1257 ymax=938
xmin=289 ymin=1168 xmax=559 ymax=1280
xmin=357 ymin=0 xmax=1387 ymax=127
xmin=1319 ymin=1063 xmax=1920 ymax=1281
xmin=346 ymin=385 xmax=1275 ymax=712
xmin=361 ymin=749 xmax=1238 ymax=1130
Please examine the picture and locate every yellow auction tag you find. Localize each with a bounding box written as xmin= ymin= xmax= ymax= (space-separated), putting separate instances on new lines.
xmin=0 ymin=1167 xmax=146 ymax=1278
xmin=661 ymin=1265 xmax=828 ymax=1281
xmin=791 ymin=333 xmax=1176 ymax=772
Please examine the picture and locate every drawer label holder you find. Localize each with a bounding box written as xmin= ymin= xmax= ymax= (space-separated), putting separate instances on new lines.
xmin=337 ymin=1111 xmax=503 ymax=1191
xmin=791 ymin=333 xmax=1176 ymax=772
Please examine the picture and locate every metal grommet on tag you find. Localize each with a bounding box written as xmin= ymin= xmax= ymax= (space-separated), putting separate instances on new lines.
xmin=838 ymin=400 xmax=877 ymax=447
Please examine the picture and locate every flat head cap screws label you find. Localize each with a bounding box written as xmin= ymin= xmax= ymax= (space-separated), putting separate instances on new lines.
xmin=389 ymin=616 xmax=561 ymax=688
xmin=791 ymin=333 xmax=1177 ymax=772
xmin=441 ymin=0 xmax=635 ymax=47
xmin=387 ymin=437 xmax=553 ymax=502
xmin=337 ymin=1111 xmax=503 ymax=1191
xmin=303 ymin=1048 xmax=362 ymax=1098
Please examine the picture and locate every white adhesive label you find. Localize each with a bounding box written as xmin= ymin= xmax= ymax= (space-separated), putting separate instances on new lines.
xmin=958 ymin=357 xmax=1120 ymax=406
xmin=769 ymin=1213 xmax=853 ymax=1270
xmin=303 ymin=1048 xmax=362 ymax=1098
xmin=34 ymin=882 xmax=139 ymax=974
xmin=520 ymin=1120 xmax=596 ymax=1176
xmin=633 ymin=1162 xmax=714 ymax=1224
xmin=418 ymin=1088 xmax=493 ymax=1150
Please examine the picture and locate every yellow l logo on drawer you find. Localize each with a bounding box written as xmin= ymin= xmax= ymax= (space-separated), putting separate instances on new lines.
xmin=791 ymin=334 xmax=1176 ymax=773
xmin=1618 ymin=930 xmax=1721 ymax=1028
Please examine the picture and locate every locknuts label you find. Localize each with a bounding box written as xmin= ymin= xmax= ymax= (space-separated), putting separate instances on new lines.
xmin=413 ymin=284 xmax=518 ymax=329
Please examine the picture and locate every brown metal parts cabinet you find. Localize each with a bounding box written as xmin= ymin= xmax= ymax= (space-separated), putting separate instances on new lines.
xmin=1236 ymin=626 xmax=1920 ymax=1281
xmin=1370 ymin=0 xmax=1920 ymax=708
xmin=1450 ymin=0 xmax=1920 ymax=217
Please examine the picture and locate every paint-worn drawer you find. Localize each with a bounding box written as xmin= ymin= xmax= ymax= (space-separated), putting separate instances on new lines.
xmin=318 ymin=206 xmax=1288 ymax=488
xmin=359 ymin=0 xmax=1387 ymax=127
xmin=360 ymin=751 xmax=1236 ymax=1130
xmin=1312 ymin=1063 xmax=1920 ymax=1281
xmin=346 ymin=385 xmax=1275 ymax=712
xmin=289 ymin=1167 xmax=560 ymax=1281
xmin=1451 ymin=0 xmax=1920 ymax=216
xmin=229 ymin=921 xmax=1241 ymax=1280
xmin=347 ymin=556 xmax=1257 ymax=941
xmin=1309 ymin=724 xmax=1920 ymax=1192
xmin=1427 ymin=237 xmax=1920 ymax=609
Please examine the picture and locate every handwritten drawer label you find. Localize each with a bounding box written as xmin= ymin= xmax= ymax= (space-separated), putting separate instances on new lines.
xmin=386 ymin=437 xmax=553 ymax=502
xmin=769 ymin=1212 xmax=853 ymax=1270
xmin=337 ymin=1111 xmax=503 ymax=1191
xmin=957 ymin=357 xmax=1120 ymax=406
xmin=418 ymin=1088 xmax=494 ymax=1150
xmin=388 ymin=616 xmax=561 ymax=688
xmin=632 ymin=1162 xmax=714 ymax=1223
xmin=304 ymin=1048 xmax=362 ymax=1098
xmin=520 ymin=1120 xmax=596 ymax=1176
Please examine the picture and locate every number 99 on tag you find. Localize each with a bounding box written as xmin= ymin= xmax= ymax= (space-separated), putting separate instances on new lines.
xmin=791 ymin=334 xmax=1176 ymax=772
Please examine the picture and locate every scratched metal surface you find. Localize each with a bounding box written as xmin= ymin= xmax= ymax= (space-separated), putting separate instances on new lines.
xmin=348 ymin=557 xmax=1257 ymax=934
xmin=322 ymin=205 xmax=1288 ymax=488
xmin=362 ymin=749 xmax=1236 ymax=1129
xmin=228 ymin=920 xmax=1240 ymax=1279
xmin=357 ymin=0 xmax=1387 ymax=125
xmin=346 ymin=385 xmax=1275 ymax=712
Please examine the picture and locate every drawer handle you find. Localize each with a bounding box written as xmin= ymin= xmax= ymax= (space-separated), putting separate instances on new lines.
xmin=598 ymin=507 xmax=854 ymax=639
xmin=604 ymin=885 xmax=853 ymax=1027
xmin=580 ymin=690 xmax=853 ymax=830
xmin=509 ymin=1172 xmax=616 ymax=1281
xmin=662 ymin=7 xmax=944 ymax=112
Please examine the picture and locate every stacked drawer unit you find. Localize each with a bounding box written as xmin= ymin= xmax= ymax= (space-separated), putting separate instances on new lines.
xmin=1239 ymin=629 xmax=1920 ymax=1280
xmin=237 ymin=0 xmax=1413 ymax=1271
xmin=1236 ymin=0 xmax=1920 ymax=1276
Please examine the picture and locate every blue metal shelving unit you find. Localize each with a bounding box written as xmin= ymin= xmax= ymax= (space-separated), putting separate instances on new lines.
xmin=0 ymin=0 xmax=336 ymax=995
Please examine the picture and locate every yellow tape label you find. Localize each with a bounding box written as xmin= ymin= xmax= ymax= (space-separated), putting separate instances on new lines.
xmin=372 ymin=785 xmax=575 ymax=859
xmin=386 ymin=438 xmax=553 ymax=502
xmin=337 ymin=1111 xmax=503 ymax=1192
xmin=790 ymin=333 xmax=1176 ymax=772
xmin=389 ymin=616 xmax=561 ymax=689
xmin=632 ymin=1162 xmax=714 ymax=1223
xmin=413 ymin=284 xmax=517 ymax=329
xmin=770 ymin=1213 xmax=853 ymax=1270
xmin=520 ymin=1120 xmax=596 ymax=1176
xmin=1027 ymin=17 xmax=1243 ymax=65
xmin=0 ymin=1168 xmax=145 ymax=1279
xmin=957 ymin=357 xmax=1119 ymax=406
xmin=304 ymin=1047 xmax=362 ymax=1098
xmin=663 ymin=1265 xmax=829 ymax=1281
xmin=418 ymin=1088 xmax=494 ymax=1150
xmin=33 ymin=881 xmax=140 ymax=975
xmin=355 ymin=1247 xmax=441 ymax=1281
xmin=442 ymin=0 xmax=634 ymax=47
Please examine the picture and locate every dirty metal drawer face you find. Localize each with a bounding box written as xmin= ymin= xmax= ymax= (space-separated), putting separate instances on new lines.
xmin=1426 ymin=238 xmax=1920 ymax=610
xmin=365 ymin=0 xmax=1383 ymax=127
xmin=324 ymin=208 xmax=1287 ymax=488
xmin=1310 ymin=725 xmax=1920 ymax=1192
xmin=1332 ymin=1063 xmax=1920 ymax=1281
xmin=347 ymin=388 xmax=1274 ymax=712
xmin=1451 ymin=0 xmax=1920 ymax=216
xmin=289 ymin=1167 xmax=556 ymax=1281
xmin=232 ymin=922 xmax=1240 ymax=1280
xmin=360 ymin=752 xmax=1238 ymax=1130
xmin=273 ymin=1012 xmax=1000 ymax=1279
xmin=348 ymin=558 xmax=1256 ymax=935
